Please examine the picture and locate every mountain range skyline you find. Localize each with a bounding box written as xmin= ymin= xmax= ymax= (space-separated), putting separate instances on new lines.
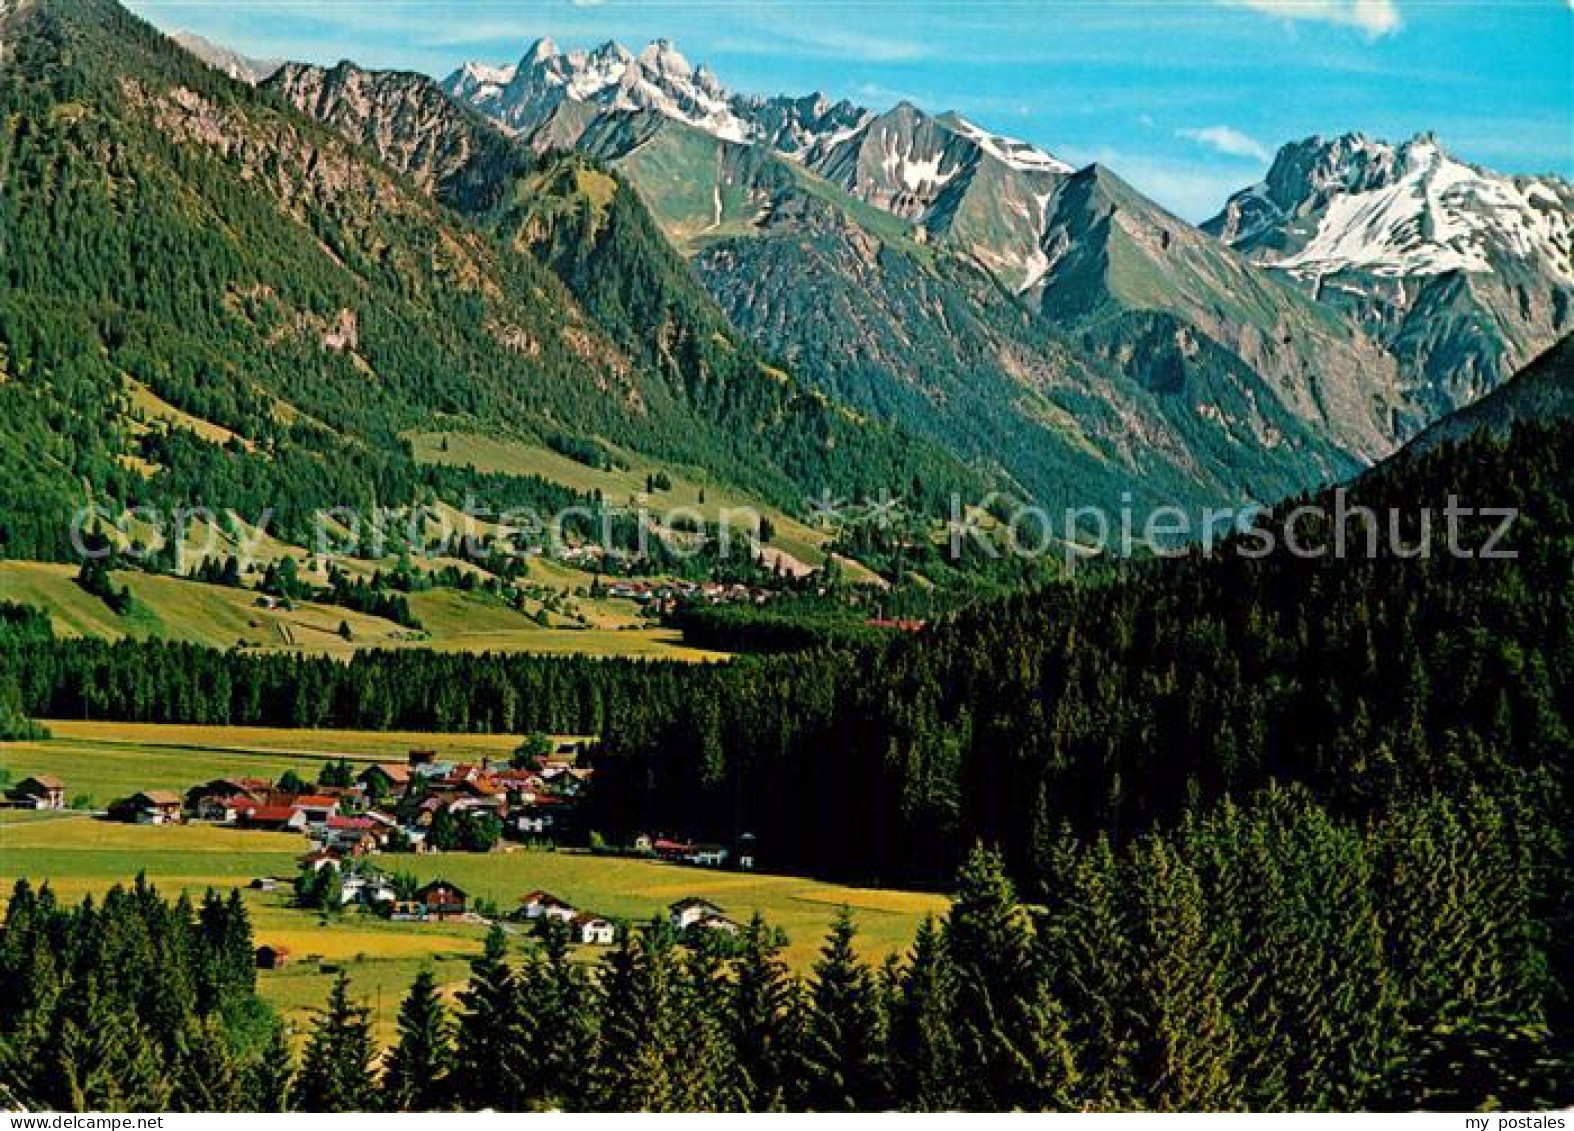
xmin=126 ymin=0 xmax=1573 ymax=222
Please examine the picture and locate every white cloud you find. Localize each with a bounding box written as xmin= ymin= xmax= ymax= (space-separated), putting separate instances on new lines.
xmin=1224 ymin=0 xmax=1403 ymax=38
xmin=1178 ymin=125 xmax=1273 ymax=162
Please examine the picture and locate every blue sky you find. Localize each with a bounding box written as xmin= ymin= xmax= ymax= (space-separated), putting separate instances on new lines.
xmin=126 ymin=0 xmax=1573 ymax=221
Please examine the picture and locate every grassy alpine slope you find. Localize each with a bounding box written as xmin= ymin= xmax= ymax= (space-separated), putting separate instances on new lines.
xmin=0 ymin=0 xmax=982 ymax=568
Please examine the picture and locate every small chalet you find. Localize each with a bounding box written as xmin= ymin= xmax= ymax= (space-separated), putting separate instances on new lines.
xmin=298 ymin=849 xmax=341 ymax=873
xmin=322 ymin=814 xmax=381 ymax=850
xmin=186 ymin=778 xmax=269 ymax=808
xmin=7 ymin=775 xmax=66 ymax=810
xmin=571 ymin=913 xmax=617 ymax=946
xmin=417 ymin=880 xmax=467 ymax=920
xmin=107 ymin=790 xmax=183 ymax=825
xmin=695 ymin=913 xmax=742 ymax=936
xmin=669 ymin=897 xmax=726 ymax=931
xmin=513 ymin=795 xmax=567 ymax=837
xmin=340 ymin=875 xmax=397 ymax=907
xmin=520 ymin=890 xmax=578 ymax=922
xmin=196 ymin=793 xmax=257 ymax=823
xmin=255 ymin=945 xmax=290 ymax=970
xmin=357 ymin=763 xmax=413 ymax=797
xmin=290 ymin=794 xmax=340 ymax=824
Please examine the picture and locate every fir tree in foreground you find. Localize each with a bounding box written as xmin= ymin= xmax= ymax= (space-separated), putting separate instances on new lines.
xmin=382 ymin=967 xmax=453 ymax=1111
xmin=293 ymin=973 xmax=377 ymax=1112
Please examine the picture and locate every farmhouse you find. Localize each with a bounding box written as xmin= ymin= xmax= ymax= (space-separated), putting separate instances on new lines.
xmin=6 ymin=774 xmax=66 ymax=810
xmin=107 ymin=790 xmax=183 ymax=824
xmin=195 ymin=793 xmax=258 ymax=823
xmin=669 ymin=897 xmax=726 ymax=931
xmin=289 ymin=794 xmax=340 ymax=825
xmin=688 ymin=843 xmax=730 ymax=868
xmin=340 ymin=874 xmax=396 ymax=907
xmin=298 ymin=849 xmax=340 ymax=873
xmin=513 ymin=795 xmax=570 ymax=837
xmin=694 ymin=913 xmax=742 ymax=936
xmin=416 ymin=880 xmax=467 ymax=920
xmin=571 ymin=913 xmax=617 ymax=946
xmin=357 ymin=763 xmax=413 ymax=797
xmin=520 ymin=890 xmax=577 ymax=922
xmin=186 ymin=778 xmax=270 ymax=808
xmin=322 ymin=814 xmax=382 ymax=851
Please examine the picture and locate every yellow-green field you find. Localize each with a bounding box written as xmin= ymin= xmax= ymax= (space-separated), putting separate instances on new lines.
xmin=406 ymin=429 xmax=835 ymax=574
xmin=0 ymin=560 xmax=728 ymax=662
xmin=0 ymin=720 xmax=536 ymax=806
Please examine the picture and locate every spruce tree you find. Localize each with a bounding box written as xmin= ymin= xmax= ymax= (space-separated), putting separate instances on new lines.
xmin=292 ymin=973 xmax=378 ymax=1112
xmin=945 ymin=844 xmax=1077 ymax=1111
xmin=1126 ymin=835 xmax=1238 ymax=1110
xmin=452 ymin=925 xmax=529 ymax=1110
xmin=244 ymin=1017 xmax=295 ymax=1112
xmin=799 ymin=908 xmax=888 ymax=1111
xmin=587 ymin=921 xmax=704 ymax=1111
xmin=174 ymin=1015 xmax=244 ymax=1113
xmin=1039 ymin=833 xmax=1137 ymax=1109
xmin=383 ymin=967 xmax=453 ymax=1111
xmin=517 ymin=922 xmax=596 ymax=1108
xmin=888 ymin=915 xmax=961 ymax=1110
xmin=730 ymin=913 xmax=796 ymax=1110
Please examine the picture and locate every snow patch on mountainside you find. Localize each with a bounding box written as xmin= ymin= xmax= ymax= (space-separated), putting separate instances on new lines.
xmin=945 ymin=114 xmax=1073 ymax=175
xmin=880 ymin=131 xmax=958 ymax=192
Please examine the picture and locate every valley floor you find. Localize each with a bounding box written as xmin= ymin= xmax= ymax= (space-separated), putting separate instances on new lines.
xmin=0 ymin=721 xmax=948 ymax=1044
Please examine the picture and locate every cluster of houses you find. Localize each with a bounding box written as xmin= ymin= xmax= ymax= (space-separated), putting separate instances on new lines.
xmin=603 ymin=579 xmax=772 ymax=613
xmin=99 ymin=746 xmax=592 ymax=859
xmin=518 ymin=890 xmax=741 ymax=945
xmin=638 ymin=834 xmax=756 ymax=872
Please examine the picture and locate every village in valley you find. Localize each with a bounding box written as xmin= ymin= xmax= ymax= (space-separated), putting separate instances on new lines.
xmin=3 ymin=741 xmax=756 ymax=960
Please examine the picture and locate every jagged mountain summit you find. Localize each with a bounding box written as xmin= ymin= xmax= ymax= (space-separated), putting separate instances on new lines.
xmin=445 ymin=37 xmax=1072 ymax=173
xmin=1207 ymin=133 xmax=1573 ymax=421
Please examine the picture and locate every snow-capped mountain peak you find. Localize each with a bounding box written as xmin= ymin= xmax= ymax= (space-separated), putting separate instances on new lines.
xmin=1209 ymin=132 xmax=1573 ymax=284
xmin=442 ymin=37 xmax=1073 ymax=179
xmin=443 ymin=36 xmax=753 ymax=142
